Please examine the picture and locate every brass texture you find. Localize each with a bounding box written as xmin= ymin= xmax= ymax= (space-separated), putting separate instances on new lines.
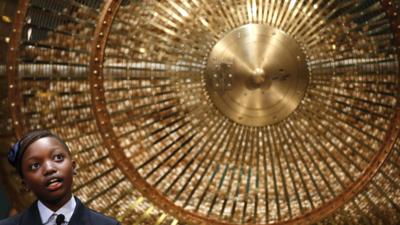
xmin=205 ymin=24 xmax=308 ymax=126
xmin=1 ymin=0 xmax=400 ymax=225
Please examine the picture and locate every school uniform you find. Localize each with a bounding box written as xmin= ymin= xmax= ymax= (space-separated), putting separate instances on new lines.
xmin=0 ymin=196 xmax=120 ymax=225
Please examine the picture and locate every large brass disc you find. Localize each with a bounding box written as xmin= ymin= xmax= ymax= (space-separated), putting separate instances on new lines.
xmin=205 ymin=24 xmax=308 ymax=126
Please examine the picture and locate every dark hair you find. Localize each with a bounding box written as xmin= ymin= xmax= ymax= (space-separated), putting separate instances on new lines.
xmin=8 ymin=130 xmax=70 ymax=177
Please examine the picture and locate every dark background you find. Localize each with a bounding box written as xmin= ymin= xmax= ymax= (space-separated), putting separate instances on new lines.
xmin=0 ymin=181 xmax=11 ymax=219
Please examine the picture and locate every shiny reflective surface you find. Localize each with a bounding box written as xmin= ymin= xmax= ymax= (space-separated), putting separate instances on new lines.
xmin=0 ymin=0 xmax=399 ymax=225
xmin=205 ymin=24 xmax=308 ymax=126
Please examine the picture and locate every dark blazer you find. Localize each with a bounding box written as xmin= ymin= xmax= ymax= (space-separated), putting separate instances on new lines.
xmin=0 ymin=197 xmax=120 ymax=225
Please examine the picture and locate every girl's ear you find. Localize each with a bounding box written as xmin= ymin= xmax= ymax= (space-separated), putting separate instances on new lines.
xmin=72 ymin=160 xmax=77 ymax=175
xmin=21 ymin=180 xmax=30 ymax=192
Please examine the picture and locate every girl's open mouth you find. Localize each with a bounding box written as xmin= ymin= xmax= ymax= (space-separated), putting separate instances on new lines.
xmin=46 ymin=178 xmax=63 ymax=191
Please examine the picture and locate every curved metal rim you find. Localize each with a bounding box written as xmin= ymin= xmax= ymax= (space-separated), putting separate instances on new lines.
xmin=6 ymin=0 xmax=28 ymax=138
xmin=4 ymin=0 xmax=30 ymax=211
xmin=89 ymin=1 xmax=400 ymax=225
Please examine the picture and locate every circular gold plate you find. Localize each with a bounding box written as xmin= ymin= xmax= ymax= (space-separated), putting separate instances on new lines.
xmin=205 ymin=24 xmax=309 ymax=126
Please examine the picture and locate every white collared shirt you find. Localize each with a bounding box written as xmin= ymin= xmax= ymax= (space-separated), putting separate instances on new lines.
xmin=37 ymin=196 xmax=76 ymax=224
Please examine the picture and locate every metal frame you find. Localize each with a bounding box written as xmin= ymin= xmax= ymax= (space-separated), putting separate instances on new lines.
xmin=3 ymin=0 xmax=30 ymax=211
xmin=5 ymin=0 xmax=400 ymax=224
xmin=87 ymin=1 xmax=400 ymax=225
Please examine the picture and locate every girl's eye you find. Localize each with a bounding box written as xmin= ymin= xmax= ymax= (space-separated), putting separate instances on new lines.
xmin=30 ymin=163 xmax=40 ymax=170
xmin=54 ymin=154 xmax=64 ymax=161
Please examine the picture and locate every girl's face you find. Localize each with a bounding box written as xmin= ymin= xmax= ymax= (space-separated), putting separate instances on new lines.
xmin=21 ymin=137 xmax=75 ymax=210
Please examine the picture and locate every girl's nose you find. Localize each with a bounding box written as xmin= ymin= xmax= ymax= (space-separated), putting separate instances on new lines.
xmin=42 ymin=160 xmax=57 ymax=176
